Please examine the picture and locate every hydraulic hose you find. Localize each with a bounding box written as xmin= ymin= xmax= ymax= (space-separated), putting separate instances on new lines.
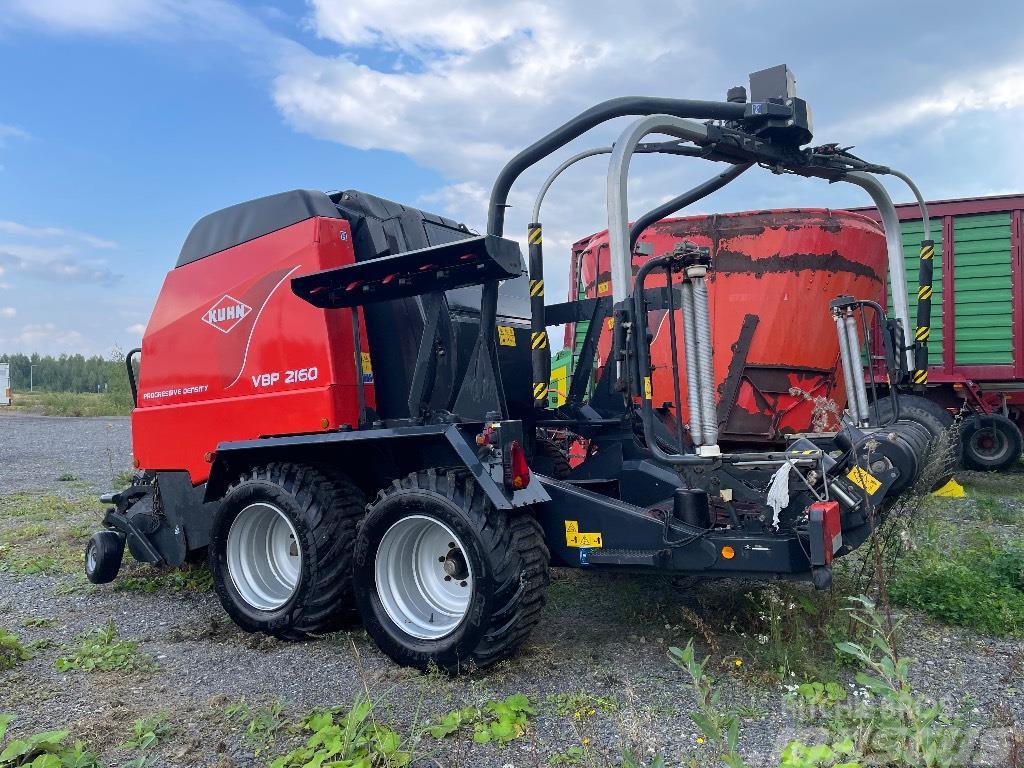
xmin=885 ymin=168 xmax=934 ymax=386
xmin=629 ymin=162 xmax=753 ymax=251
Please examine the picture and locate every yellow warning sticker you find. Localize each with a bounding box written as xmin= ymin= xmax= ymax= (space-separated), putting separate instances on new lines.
xmin=598 ymin=280 xmax=610 ymax=295
xmin=565 ymin=520 xmax=603 ymax=548
xmin=497 ymin=325 xmax=517 ymax=346
xmin=606 ymin=317 xmax=614 ymax=330
xmin=847 ymin=466 xmax=882 ymax=495
xmin=360 ymin=352 xmax=373 ymax=374
xmin=643 ymin=377 xmax=652 ymax=400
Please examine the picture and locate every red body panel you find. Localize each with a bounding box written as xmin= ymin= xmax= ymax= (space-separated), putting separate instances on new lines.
xmin=571 ymin=209 xmax=887 ymax=443
xmin=133 ymin=217 xmax=373 ymax=483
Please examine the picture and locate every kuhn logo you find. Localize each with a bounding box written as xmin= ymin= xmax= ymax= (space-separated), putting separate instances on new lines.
xmin=202 ymin=295 xmax=252 ymax=333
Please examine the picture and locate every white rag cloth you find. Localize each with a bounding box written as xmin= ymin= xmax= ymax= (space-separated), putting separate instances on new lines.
xmin=766 ymin=461 xmax=794 ymax=529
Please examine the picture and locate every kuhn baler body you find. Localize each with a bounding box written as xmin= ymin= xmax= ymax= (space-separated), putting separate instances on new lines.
xmin=568 ymin=209 xmax=887 ymax=443
xmin=88 ymin=65 xmax=941 ymax=675
xmin=134 ymin=207 xmax=372 ymax=484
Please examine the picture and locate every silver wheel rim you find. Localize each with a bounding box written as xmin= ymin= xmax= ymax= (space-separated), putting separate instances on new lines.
xmin=226 ymin=502 xmax=301 ymax=611
xmin=375 ymin=515 xmax=473 ymax=640
xmin=86 ymin=542 xmax=97 ymax=573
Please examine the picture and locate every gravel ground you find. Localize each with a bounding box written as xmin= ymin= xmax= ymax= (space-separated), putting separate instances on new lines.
xmin=0 ymin=416 xmax=1021 ymax=767
xmin=0 ymin=413 xmax=132 ymax=494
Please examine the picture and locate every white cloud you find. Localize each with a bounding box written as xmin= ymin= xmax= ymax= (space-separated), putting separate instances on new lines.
xmin=828 ymin=64 xmax=1024 ymax=138
xmin=126 ymin=323 xmax=146 ymax=335
xmin=0 ymin=307 xmax=15 ymax=318
xmin=0 ymin=124 xmax=29 ymax=147
xmin=274 ymin=0 xmax=709 ymax=180
xmin=0 ymin=0 xmax=176 ymax=34
xmin=0 ymin=322 xmax=85 ymax=353
xmin=0 ymin=220 xmax=116 ymax=248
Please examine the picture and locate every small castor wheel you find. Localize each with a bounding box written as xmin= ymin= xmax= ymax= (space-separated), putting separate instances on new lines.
xmin=810 ymin=565 xmax=833 ymax=590
xmin=85 ymin=531 xmax=125 ymax=584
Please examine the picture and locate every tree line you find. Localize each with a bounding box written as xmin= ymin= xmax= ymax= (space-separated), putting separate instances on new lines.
xmin=0 ymin=352 xmax=127 ymax=394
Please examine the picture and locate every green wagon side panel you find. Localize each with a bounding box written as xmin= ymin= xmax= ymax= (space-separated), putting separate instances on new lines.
xmin=889 ymin=219 xmax=943 ymax=366
xmin=953 ymin=213 xmax=1013 ymax=365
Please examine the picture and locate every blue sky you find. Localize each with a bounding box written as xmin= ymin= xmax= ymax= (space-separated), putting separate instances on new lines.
xmin=1 ymin=0 xmax=1022 ymax=355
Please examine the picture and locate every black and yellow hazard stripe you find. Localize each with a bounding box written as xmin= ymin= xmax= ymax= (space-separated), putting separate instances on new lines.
xmin=527 ymin=222 xmax=550 ymax=407
xmin=912 ymin=239 xmax=935 ymax=387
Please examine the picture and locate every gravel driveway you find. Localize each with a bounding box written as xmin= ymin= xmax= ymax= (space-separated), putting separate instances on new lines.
xmin=0 ymin=416 xmax=1020 ymax=767
xmin=0 ymin=413 xmax=132 ymax=494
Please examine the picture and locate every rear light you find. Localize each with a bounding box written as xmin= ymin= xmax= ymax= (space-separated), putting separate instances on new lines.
xmin=808 ymin=500 xmax=842 ymax=565
xmin=506 ymin=440 xmax=531 ymax=491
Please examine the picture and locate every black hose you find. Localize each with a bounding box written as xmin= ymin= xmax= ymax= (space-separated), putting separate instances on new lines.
xmin=629 ymin=163 xmax=753 ymax=251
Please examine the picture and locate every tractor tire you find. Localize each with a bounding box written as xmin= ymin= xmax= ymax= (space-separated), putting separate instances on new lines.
xmin=208 ymin=463 xmax=365 ymax=641
xmin=961 ymin=413 xmax=1023 ymax=472
xmin=353 ymin=470 xmax=549 ymax=673
xmin=871 ymin=394 xmax=958 ymax=483
xmin=532 ymin=437 xmax=572 ymax=480
xmin=85 ymin=531 xmax=124 ymax=584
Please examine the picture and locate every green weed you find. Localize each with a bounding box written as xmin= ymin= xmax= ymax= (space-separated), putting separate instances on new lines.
xmin=830 ymin=596 xmax=965 ymax=766
xmin=269 ymin=699 xmax=409 ymax=768
xmin=121 ymin=713 xmax=174 ymax=767
xmin=55 ymin=620 xmax=154 ymax=674
xmin=20 ymin=617 xmax=56 ymax=628
xmin=0 ymin=714 xmax=101 ymax=768
xmin=223 ymin=698 xmax=287 ymax=755
xmin=0 ymin=630 xmax=31 ymax=671
xmin=426 ymin=693 xmax=534 ymax=746
xmin=546 ymin=691 xmax=618 ymax=719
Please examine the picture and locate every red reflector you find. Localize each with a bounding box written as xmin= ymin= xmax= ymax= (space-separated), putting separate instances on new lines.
xmin=509 ymin=440 xmax=530 ymax=490
xmin=809 ymin=500 xmax=842 ymax=565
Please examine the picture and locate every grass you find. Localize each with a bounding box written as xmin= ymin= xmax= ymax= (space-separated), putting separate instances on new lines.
xmin=887 ymin=469 xmax=1024 ymax=636
xmin=115 ymin=562 xmax=213 ymax=594
xmin=55 ymin=620 xmax=155 ymax=674
xmin=0 ymin=493 xmax=103 ymax=580
xmin=8 ymin=390 xmax=131 ymax=417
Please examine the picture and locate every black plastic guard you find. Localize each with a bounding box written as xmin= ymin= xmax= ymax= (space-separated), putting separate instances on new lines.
xmin=292 ymin=235 xmax=524 ymax=309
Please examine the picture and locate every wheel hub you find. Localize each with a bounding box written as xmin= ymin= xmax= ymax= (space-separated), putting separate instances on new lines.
xmin=442 ymin=548 xmax=469 ymax=581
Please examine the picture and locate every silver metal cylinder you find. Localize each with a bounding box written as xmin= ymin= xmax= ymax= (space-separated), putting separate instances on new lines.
xmin=834 ymin=312 xmax=861 ymax=424
xmin=690 ymin=275 xmax=718 ymax=446
xmin=681 ymin=281 xmax=704 ymax=446
xmin=843 ymin=313 xmax=870 ymax=424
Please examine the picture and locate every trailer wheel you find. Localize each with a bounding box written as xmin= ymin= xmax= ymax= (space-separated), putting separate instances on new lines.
xmin=532 ymin=437 xmax=572 ymax=479
xmin=353 ymin=470 xmax=549 ymax=672
xmin=961 ymin=413 xmax=1023 ymax=472
xmin=871 ymin=394 xmax=958 ymax=481
xmin=209 ymin=463 xmax=365 ymax=640
xmin=84 ymin=531 xmax=124 ymax=584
